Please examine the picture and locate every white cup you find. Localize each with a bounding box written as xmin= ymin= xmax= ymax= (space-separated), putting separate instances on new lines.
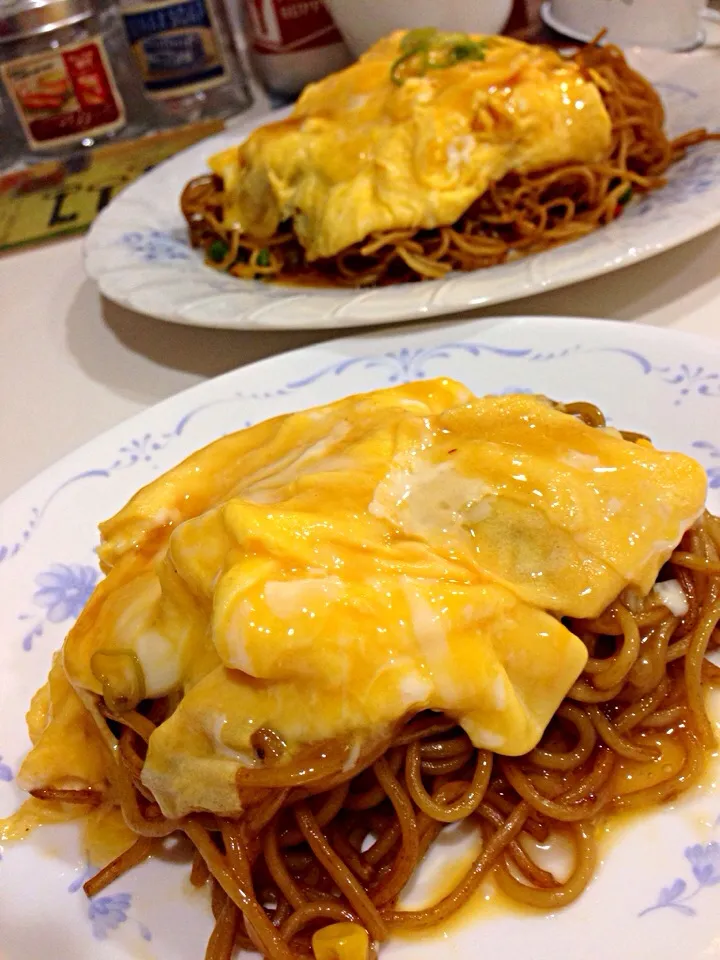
xmin=324 ymin=0 xmax=514 ymax=58
xmin=545 ymin=0 xmax=720 ymax=52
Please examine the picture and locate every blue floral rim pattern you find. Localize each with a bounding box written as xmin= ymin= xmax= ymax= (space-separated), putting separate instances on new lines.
xmin=68 ymin=869 xmax=152 ymax=943
xmin=1 ymin=338 xmax=719 ymax=569
xmin=640 ymin=824 xmax=720 ymax=918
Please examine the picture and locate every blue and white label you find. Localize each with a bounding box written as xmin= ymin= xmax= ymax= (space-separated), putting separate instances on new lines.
xmin=122 ymin=0 xmax=228 ymax=99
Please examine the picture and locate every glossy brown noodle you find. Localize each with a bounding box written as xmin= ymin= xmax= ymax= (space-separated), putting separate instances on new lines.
xmin=38 ymin=402 xmax=720 ymax=960
xmin=180 ymin=42 xmax=720 ymax=288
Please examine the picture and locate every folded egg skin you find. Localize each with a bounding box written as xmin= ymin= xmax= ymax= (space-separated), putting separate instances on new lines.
xmin=17 ymin=381 xmax=707 ymax=819
xmin=207 ymin=32 xmax=612 ymax=260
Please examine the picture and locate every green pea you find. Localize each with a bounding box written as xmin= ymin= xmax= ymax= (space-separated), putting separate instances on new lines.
xmin=209 ymin=239 xmax=229 ymax=263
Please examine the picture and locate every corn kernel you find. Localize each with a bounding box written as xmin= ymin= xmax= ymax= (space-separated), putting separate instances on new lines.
xmin=311 ymin=922 xmax=370 ymax=960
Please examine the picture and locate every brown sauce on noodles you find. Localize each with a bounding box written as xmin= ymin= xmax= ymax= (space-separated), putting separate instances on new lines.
xmin=180 ymin=42 xmax=720 ymax=289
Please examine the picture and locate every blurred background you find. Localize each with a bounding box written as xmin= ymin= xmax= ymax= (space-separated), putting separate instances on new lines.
xmin=1 ymin=0 xmax=717 ymax=252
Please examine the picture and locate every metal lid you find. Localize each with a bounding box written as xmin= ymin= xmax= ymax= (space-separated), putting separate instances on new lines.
xmin=0 ymin=0 xmax=95 ymax=42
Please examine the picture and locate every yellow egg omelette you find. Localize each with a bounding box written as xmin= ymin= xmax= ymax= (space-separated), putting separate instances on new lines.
xmin=206 ymin=31 xmax=612 ymax=261
xmin=12 ymin=381 xmax=706 ymax=821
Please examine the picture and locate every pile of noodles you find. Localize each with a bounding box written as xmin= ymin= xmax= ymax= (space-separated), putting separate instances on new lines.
xmin=180 ymin=41 xmax=719 ymax=288
xmin=28 ymin=401 xmax=720 ymax=960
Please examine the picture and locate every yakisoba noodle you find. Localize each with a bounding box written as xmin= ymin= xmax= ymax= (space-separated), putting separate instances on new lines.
xmin=28 ymin=401 xmax=720 ymax=960
xmin=181 ymin=41 xmax=720 ymax=287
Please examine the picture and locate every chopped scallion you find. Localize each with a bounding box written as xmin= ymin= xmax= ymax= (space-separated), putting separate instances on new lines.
xmin=391 ymin=28 xmax=486 ymax=85
xmin=208 ymin=239 xmax=229 ymax=263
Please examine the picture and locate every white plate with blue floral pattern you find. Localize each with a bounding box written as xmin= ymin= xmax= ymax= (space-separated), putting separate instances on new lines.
xmin=2 ymin=315 xmax=720 ymax=960
xmin=84 ymin=47 xmax=720 ymax=331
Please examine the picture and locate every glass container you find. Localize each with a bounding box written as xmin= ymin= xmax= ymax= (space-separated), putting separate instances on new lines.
xmin=119 ymin=0 xmax=252 ymax=125
xmin=0 ymin=0 xmax=153 ymax=163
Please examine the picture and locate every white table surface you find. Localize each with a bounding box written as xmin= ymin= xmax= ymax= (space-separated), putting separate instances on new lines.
xmin=1 ymin=217 xmax=720 ymax=503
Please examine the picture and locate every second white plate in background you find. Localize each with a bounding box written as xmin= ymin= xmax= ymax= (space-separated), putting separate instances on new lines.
xmin=84 ymin=47 xmax=720 ymax=331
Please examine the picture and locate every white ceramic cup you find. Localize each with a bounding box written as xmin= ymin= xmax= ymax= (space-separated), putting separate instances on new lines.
xmin=547 ymin=0 xmax=720 ymax=52
xmin=324 ymin=0 xmax=514 ymax=58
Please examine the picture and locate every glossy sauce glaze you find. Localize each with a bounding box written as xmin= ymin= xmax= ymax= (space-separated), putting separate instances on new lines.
xmin=12 ymin=381 xmax=706 ymax=826
xmin=207 ymin=32 xmax=612 ymax=259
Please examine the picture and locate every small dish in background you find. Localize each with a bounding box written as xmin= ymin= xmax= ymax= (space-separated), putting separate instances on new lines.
xmin=540 ymin=0 xmax=720 ymax=52
xmin=324 ymin=0 xmax=513 ymax=57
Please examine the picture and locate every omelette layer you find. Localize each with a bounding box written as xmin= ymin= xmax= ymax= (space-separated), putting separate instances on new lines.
xmin=17 ymin=381 xmax=706 ymax=819
xmin=207 ymin=32 xmax=612 ymax=260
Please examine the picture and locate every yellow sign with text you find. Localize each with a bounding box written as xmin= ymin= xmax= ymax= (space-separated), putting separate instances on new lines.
xmin=0 ymin=119 xmax=223 ymax=251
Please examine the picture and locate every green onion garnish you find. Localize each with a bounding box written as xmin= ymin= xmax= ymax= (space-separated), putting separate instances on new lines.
xmin=256 ymin=247 xmax=271 ymax=267
xmin=391 ymin=28 xmax=486 ymax=85
xmin=400 ymin=27 xmax=437 ymax=54
xmin=209 ymin=239 xmax=229 ymax=263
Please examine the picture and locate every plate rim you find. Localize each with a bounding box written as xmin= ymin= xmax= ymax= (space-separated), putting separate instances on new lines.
xmin=3 ymin=313 xmax=720 ymax=519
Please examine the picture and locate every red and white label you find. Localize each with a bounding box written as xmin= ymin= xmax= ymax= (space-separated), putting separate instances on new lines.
xmin=1 ymin=37 xmax=126 ymax=150
xmin=245 ymin=0 xmax=343 ymax=54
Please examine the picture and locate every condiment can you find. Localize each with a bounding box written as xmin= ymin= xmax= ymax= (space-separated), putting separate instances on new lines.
xmin=0 ymin=0 xmax=153 ymax=161
xmin=119 ymin=0 xmax=252 ymax=124
xmin=243 ymin=0 xmax=351 ymax=97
